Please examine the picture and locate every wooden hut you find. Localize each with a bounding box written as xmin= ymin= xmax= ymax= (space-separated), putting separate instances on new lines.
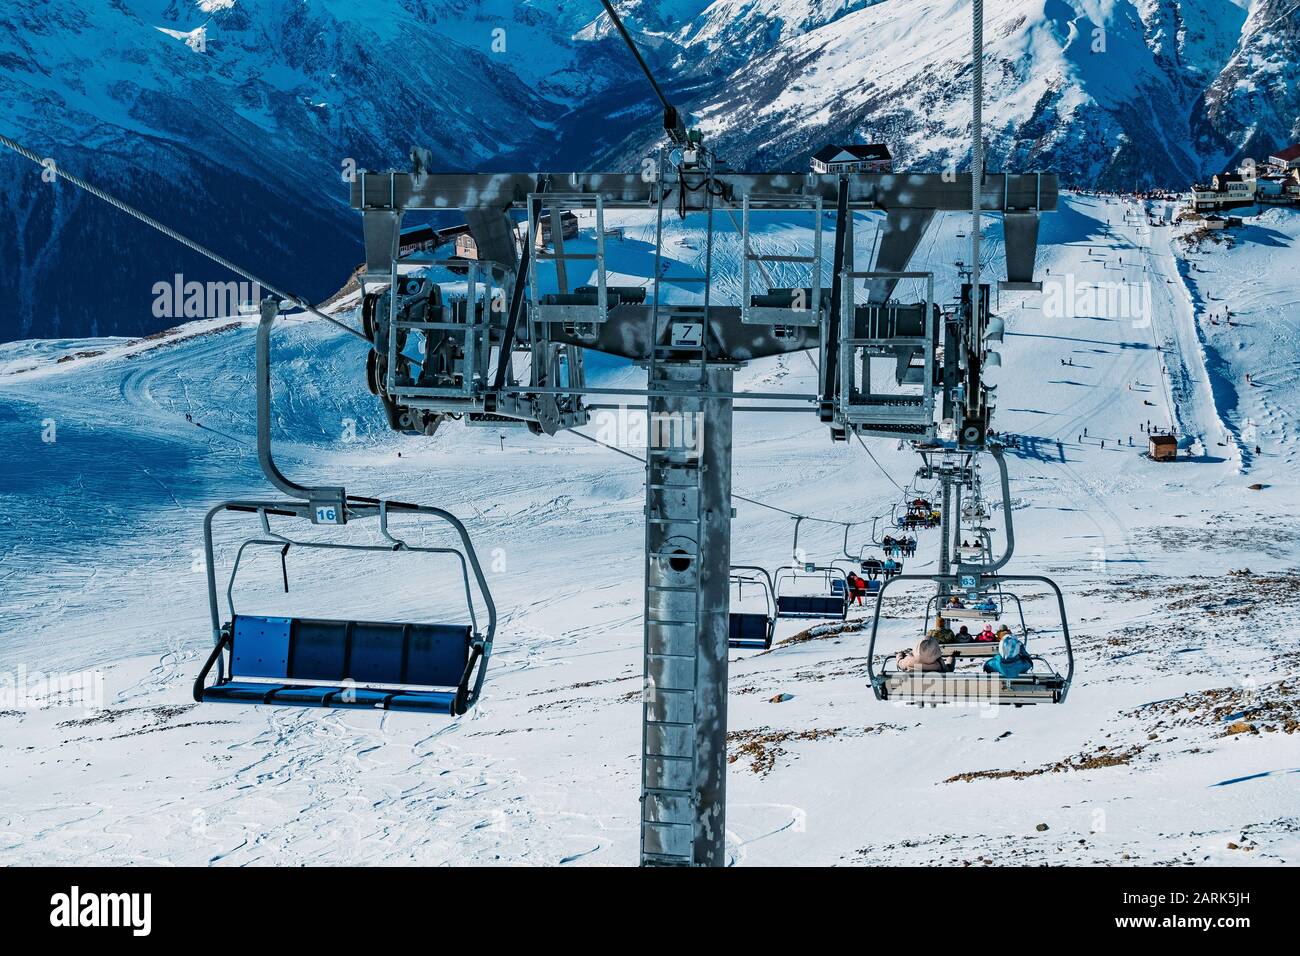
xmin=1148 ymin=434 xmax=1178 ymax=461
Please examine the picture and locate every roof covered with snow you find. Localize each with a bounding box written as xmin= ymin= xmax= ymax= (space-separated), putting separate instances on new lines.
xmin=812 ymin=143 xmax=892 ymax=164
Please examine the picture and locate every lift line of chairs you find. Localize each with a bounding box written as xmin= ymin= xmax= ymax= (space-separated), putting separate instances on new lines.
xmin=728 ymin=526 xmax=912 ymax=651
xmin=727 ymin=561 xmax=855 ymax=651
xmin=203 ymin=305 xmax=1067 ymax=715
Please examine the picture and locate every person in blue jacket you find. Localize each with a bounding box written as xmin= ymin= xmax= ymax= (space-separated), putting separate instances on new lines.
xmin=984 ymin=634 xmax=1033 ymax=678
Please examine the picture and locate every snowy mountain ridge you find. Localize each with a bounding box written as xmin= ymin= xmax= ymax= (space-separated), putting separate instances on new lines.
xmin=1 ymin=0 xmax=1296 ymax=340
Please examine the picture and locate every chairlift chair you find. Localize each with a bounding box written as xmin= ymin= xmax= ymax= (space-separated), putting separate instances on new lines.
xmin=193 ymin=498 xmax=496 ymax=716
xmin=729 ymin=566 xmax=777 ymax=650
xmin=833 ymin=556 xmax=880 ymax=605
xmin=927 ymin=590 xmax=1027 ymax=659
xmin=774 ymin=565 xmax=850 ymax=620
xmin=939 ymin=597 xmax=1000 ymax=620
xmin=867 ymin=574 xmax=1072 ymax=705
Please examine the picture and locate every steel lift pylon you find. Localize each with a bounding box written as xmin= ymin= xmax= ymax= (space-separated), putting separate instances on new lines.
xmin=345 ymin=133 xmax=1056 ymax=863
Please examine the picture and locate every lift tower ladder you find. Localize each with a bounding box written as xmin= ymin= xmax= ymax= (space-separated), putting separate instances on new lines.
xmin=640 ymin=148 xmax=731 ymax=866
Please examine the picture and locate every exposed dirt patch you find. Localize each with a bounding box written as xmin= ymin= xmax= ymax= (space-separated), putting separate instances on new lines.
xmin=109 ymin=719 xmax=237 ymax=739
xmin=777 ymin=618 xmax=868 ymax=647
xmin=57 ymin=704 xmax=194 ymax=729
xmin=727 ymin=724 xmax=899 ymax=775
xmin=528 ymin=697 xmax=590 ymax=714
xmin=945 ymin=743 xmax=1148 ymax=783
xmin=727 ymin=726 xmax=845 ymax=775
xmin=123 ymin=322 xmax=242 ymax=361
xmin=55 ymin=349 xmax=105 ymax=364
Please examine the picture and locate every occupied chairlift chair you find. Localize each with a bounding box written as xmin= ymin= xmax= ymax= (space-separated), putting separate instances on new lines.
xmin=193 ymin=298 xmax=498 ymax=716
xmin=867 ymin=575 xmax=1072 ymax=705
xmin=897 ymin=496 xmax=940 ymax=531
xmin=866 ymin=449 xmax=1073 ymax=704
xmin=871 ymin=514 xmax=916 ymax=559
xmin=938 ymin=592 xmax=1001 ymax=619
xmin=842 ymin=524 xmax=894 ymax=596
xmin=728 ymin=566 xmax=777 ymax=650
xmin=925 ymin=588 xmax=1028 ymax=660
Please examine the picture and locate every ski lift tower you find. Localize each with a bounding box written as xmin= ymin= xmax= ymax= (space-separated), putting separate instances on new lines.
xmin=343 ymin=1 xmax=1054 ymax=867
xmin=349 ymin=156 xmax=1055 ymax=865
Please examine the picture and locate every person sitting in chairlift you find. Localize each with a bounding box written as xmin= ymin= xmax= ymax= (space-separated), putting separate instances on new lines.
xmin=956 ymin=624 xmax=972 ymax=642
xmin=995 ymin=624 xmax=1012 ymax=641
xmin=983 ymin=634 xmax=1033 ymax=678
xmin=975 ymin=597 xmax=998 ymax=613
xmin=862 ymin=557 xmax=883 ymax=577
xmin=897 ymin=635 xmax=946 ymax=672
xmin=945 ymin=594 xmax=965 ymax=609
xmin=882 ymin=557 xmax=900 ymax=577
xmin=927 ymin=615 xmax=956 ymax=644
xmin=975 ymin=623 xmax=997 ymax=642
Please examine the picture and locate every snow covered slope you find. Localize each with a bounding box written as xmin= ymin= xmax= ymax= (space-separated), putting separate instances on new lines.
xmin=1 ymin=196 xmax=1297 ymax=866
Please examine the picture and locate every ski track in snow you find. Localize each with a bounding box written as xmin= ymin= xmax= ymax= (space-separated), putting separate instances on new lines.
xmin=1 ymin=196 xmax=1298 ymax=866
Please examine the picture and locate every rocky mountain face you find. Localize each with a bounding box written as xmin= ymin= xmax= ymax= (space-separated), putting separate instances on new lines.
xmin=0 ymin=0 xmax=636 ymax=339
xmin=604 ymin=0 xmax=1296 ymax=188
xmin=0 ymin=0 xmax=1294 ymax=339
xmin=1196 ymin=0 xmax=1300 ymax=161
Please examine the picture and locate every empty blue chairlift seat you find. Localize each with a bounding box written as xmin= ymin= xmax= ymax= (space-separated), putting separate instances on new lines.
xmin=728 ymin=611 xmax=773 ymax=649
xmin=776 ymin=593 xmax=847 ymax=619
xmin=196 ymin=614 xmax=474 ymax=714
